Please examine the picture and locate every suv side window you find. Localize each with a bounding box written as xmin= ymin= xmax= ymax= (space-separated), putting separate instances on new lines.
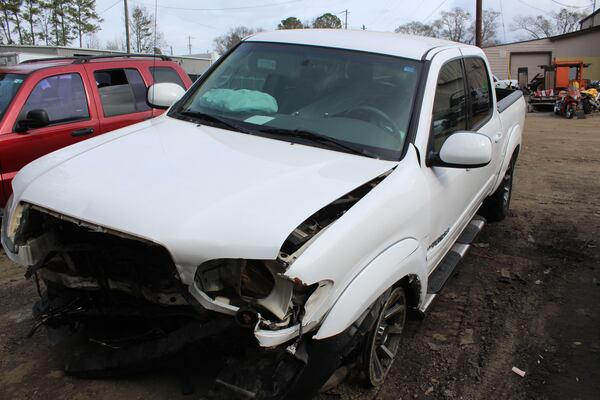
xmin=464 ymin=58 xmax=492 ymax=128
xmin=94 ymin=68 xmax=150 ymax=117
xmin=150 ymin=67 xmax=185 ymax=88
xmin=20 ymin=73 xmax=89 ymax=125
xmin=431 ymin=59 xmax=467 ymax=153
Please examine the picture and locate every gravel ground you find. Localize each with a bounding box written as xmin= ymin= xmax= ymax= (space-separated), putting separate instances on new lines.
xmin=1 ymin=113 xmax=599 ymax=400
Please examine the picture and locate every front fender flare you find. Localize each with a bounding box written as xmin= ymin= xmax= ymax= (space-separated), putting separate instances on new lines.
xmin=314 ymin=238 xmax=426 ymax=340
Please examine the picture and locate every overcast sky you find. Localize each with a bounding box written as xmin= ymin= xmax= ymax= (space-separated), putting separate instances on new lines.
xmin=93 ymin=0 xmax=596 ymax=55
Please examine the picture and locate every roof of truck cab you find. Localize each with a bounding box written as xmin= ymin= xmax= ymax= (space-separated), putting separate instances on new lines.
xmin=246 ymin=29 xmax=473 ymax=60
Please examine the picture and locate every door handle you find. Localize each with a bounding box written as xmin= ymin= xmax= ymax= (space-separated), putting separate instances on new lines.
xmin=71 ymin=127 xmax=94 ymax=137
xmin=493 ymin=132 xmax=503 ymax=143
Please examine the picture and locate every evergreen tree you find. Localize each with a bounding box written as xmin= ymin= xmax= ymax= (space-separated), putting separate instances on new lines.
xmin=71 ymin=0 xmax=101 ymax=48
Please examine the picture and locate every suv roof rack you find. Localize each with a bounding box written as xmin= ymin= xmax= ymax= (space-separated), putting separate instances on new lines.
xmin=21 ymin=53 xmax=172 ymax=64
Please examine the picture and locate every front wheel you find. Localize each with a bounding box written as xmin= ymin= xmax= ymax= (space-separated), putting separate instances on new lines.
xmin=565 ymin=103 xmax=575 ymax=119
xmin=363 ymin=286 xmax=406 ymax=386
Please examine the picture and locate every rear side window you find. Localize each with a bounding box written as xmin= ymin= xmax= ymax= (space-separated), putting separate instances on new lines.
xmin=431 ymin=60 xmax=467 ymax=152
xmin=464 ymin=58 xmax=492 ymax=128
xmin=150 ymin=67 xmax=184 ymax=88
xmin=20 ymin=73 xmax=89 ymax=125
xmin=94 ymin=68 xmax=150 ymax=117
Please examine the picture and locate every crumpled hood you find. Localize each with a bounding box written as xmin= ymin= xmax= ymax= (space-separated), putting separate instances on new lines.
xmin=13 ymin=116 xmax=396 ymax=267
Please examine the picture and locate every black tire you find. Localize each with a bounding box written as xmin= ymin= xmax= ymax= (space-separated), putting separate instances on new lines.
xmin=583 ymin=99 xmax=593 ymax=114
xmin=566 ymin=104 xmax=575 ymax=119
xmin=362 ymin=286 xmax=406 ymax=387
xmin=480 ymin=154 xmax=516 ymax=222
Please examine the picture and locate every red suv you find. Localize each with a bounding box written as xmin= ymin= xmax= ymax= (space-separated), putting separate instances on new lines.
xmin=0 ymin=55 xmax=192 ymax=207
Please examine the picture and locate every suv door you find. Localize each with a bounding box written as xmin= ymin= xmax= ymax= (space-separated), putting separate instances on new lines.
xmin=84 ymin=65 xmax=153 ymax=133
xmin=0 ymin=68 xmax=99 ymax=204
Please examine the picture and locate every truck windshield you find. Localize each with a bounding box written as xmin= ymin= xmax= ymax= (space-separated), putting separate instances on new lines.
xmin=0 ymin=73 xmax=25 ymax=119
xmin=172 ymin=42 xmax=422 ymax=160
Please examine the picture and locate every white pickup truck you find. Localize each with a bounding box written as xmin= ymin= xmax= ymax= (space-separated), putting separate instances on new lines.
xmin=2 ymin=30 xmax=525 ymax=398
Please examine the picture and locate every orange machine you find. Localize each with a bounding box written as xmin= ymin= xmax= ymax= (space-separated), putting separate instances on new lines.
xmin=553 ymin=60 xmax=589 ymax=89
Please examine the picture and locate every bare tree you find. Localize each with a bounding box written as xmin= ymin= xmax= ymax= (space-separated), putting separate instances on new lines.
xmin=105 ymin=36 xmax=125 ymax=51
xmin=512 ymin=15 xmax=554 ymax=39
xmin=84 ymin=31 xmax=101 ymax=48
xmin=433 ymin=7 xmax=471 ymax=43
xmin=468 ymin=9 xmax=500 ymax=46
xmin=552 ymin=8 xmax=586 ymax=34
xmin=213 ymin=26 xmax=263 ymax=54
xmin=394 ymin=21 xmax=437 ymax=37
xmin=512 ymin=8 xmax=586 ymax=39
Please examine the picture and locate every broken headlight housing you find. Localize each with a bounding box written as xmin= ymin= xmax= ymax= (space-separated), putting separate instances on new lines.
xmin=194 ymin=259 xmax=317 ymax=324
xmin=2 ymin=195 xmax=24 ymax=252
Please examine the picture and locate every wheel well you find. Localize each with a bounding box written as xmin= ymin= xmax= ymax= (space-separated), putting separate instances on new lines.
xmin=395 ymin=275 xmax=420 ymax=310
xmin=512 ymin=145 xmax=520 ymax=161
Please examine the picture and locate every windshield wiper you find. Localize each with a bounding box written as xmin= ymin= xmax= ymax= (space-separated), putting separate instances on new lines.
xmin=260 ymin=127 xmax=379 ymax=159
xmin=178 ymin=110 xmax=257 ymax=136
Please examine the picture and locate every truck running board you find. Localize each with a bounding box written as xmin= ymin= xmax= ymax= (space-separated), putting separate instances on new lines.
xmin=420 ymin=215 xmax=486 ymax=313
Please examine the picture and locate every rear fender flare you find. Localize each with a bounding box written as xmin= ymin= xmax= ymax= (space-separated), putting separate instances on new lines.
xmin=314 ymin=238 xmax=426 ymax=340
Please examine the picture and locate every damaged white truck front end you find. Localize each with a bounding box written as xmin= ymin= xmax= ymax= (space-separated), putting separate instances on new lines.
xmin=2 ymin=29 xmax=524 ymax=399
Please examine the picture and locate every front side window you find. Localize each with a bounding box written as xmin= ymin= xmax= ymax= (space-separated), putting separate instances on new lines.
xmin=0 ymin=73 xmax=26 ymax=120
xmin=20 ymin=73 xmax=89 ymax=125
xmin=431 ymin=60 xmax=467 ymax=153
xmin=150 ymin=66 xmax=185 ymax=88
xmin=172 ymin=42 xmax=422 ymax=160
xmin=464 ymin=58 xmax=492 ymax=128
xmin=94 ymin=68 xmax=150 ymax=117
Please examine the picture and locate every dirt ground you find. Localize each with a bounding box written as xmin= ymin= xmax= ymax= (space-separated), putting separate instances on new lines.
xmin=1 ymin=113 xmax=599 ymax=400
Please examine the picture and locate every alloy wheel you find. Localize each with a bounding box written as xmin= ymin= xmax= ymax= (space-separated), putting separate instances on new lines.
xmin=364 ymin=287 xmax=406 ymax=386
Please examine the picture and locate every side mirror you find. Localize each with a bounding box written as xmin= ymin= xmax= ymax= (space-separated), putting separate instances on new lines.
xmin=429 ymin=131 xmax=492 ymax=168
xmin=147 ymin=83 xmax=185 ymax=109
xmin=16 ymin=109 xmax=50 ymax=133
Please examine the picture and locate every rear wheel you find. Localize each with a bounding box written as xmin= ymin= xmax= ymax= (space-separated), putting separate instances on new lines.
xmin=480 ymin=154 xmax=516 ymax=222
xmin=583 ymin=98 xmax=593 ymax=114
xmin=363 ymin=287 xmax=406 ymax=386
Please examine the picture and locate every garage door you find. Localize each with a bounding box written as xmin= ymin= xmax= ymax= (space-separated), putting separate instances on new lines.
xmin=510 ymin=52 xmax=551 ymax=82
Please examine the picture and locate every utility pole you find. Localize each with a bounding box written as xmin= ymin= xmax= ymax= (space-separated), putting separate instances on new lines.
xmin=124 ymin=0 xmax=131 ymax=53
xmin=341 ymin=9 xmax=349 ymax=29
xmin=187 ymin=36 xmax=193 ymax=55
xmin=475 ymin=0 xmax=483 ymax=47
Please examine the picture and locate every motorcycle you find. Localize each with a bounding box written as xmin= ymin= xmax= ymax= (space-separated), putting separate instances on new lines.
xmin=554 ymin=86 xmax=581 ymax=119
xmin=581 ymin=88 xmax=600 ymax=114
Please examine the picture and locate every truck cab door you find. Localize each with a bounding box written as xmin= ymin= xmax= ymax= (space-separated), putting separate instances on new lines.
xmin=460 ymin=48 xmax=506 ymax=185
xmin=0 ymin=68 xmax=99 ymax=204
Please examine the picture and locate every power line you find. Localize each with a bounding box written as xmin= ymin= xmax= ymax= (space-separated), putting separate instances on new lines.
xmin=132 ymin=0 xmax=301 ymax=12
xmin=549 ymin=0 xmax=594 ymax=8
xmin=99 ymin=0 xmax=121 ymax=14
xmin=517 ymin=0 xmax=548 ymax=13
xmin=423 ymin=0 xmax=449 ymax=22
